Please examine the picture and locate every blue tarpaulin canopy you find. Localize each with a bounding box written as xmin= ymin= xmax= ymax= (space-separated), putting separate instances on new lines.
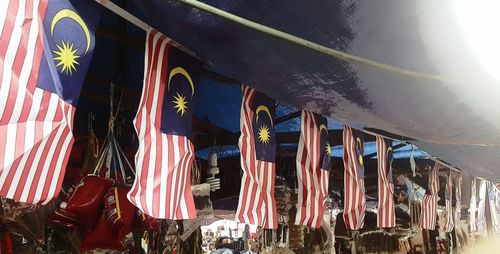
xmin=83 ymin=0 xmax=500 ymax=180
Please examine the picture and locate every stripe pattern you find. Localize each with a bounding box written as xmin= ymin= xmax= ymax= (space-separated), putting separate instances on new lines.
xmin=420 ymin=163 xmax=440 ymax=230
xmin=127 ymin=30 xmax=196 ymax=219
xmin=234 ymin=85 xmax=277 ymax=229
xmin=477 ymin=179 xmax=487 ymax=231
xmin=376 ymin=136 xmax=395 ymax=228
xmin=469 ymin=178 xmax=477 ymax=232
xmin=442 ymin=172 xmax=454 ymax=232
xmin=295 ymin=111 xmax=330 ymax=228
xmin=454 ymin=174 xmax=462 ymax=230
xmin=0 ymin=0 xmax=77 ymax=204
xmin=343 ymin=125 xmax=366 ymax=230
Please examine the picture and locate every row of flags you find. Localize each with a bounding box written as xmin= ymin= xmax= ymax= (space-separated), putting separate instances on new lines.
xmin=233 ymin=88 xmax=397 ymax=230
xmin=469 ymin=178 xmax=500 ymax=236
xmin=0 ymin=0 xmax=201 ymax=220
xmin=0 ymin=0 xmax=468 ymax=231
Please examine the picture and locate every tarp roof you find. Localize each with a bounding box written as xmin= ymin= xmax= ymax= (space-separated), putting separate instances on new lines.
xmin=84 ymin=0 xmax=500 ymax=180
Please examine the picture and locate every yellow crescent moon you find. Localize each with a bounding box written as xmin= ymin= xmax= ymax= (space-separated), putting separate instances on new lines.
xmin=319 ymin=124 xmax=328 ymax=134
xmin=356 ymin=137 xmax=363 ymax=149
xmin=255 ymin=105 xmax=274 ymax=127
xmin=50 ymin=9 xmax=91 ymax=53
xmin=168 ymin=67 xmax=195 ymax=97
xmin=356 ymin=137 xmax=364 ymax=165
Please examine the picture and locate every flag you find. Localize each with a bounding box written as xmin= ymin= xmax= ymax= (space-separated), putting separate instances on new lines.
xmin=442 ymin=171 xmax=454 ymax=232
xmin=420 ymin=163 xmax=439 ymax=230
xmin=0 ymin=0 xmax=98 ymax=204
xmin=295 ymin=110 xmax=332 ymax=228
xmin=127 ymin=30 xmax=201 ymax=219
xmin=477 ymin=179 xmax=487 ymax=232
xmin=376 ymin=136 xmax=395 ymax=228
xmin=454 ymin=174 xmax=462 ymax=230
xmin=487 ymin=182 xmax=500 ymax=235
xmin=469 ymin=178 xmax=477 ymax=232
xmin=235 ymin=85 xmax=277 ymax=229
xmin=343 ymin=125 xmax=366 ymax=230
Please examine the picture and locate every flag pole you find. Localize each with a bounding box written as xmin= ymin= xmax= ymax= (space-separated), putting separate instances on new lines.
xmin=174 ymin=0 xmax=465 ymax=85
xmin=94 ymin=0 xmax=203 ymax=62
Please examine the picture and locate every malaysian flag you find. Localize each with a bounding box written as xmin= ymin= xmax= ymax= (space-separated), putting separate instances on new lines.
xmin=343 ymin=125 xmax=366 ymax=230
xmin=376 ymin=136 xmax=395 ymax=228
xmin=235 ymin=85 xmax=277 ymax=229
xmin=420 ymin=163 xmax=439 ymax=230
xmin=487 ymin=182 xmax=500 ymax=235
xmin=469 ymin=178 xmax=477 ymax=232
xmin=454 ymin=174 xmax=462 ymax=230
xmin=127 ymin=30 xmax=200 ymax=219
xmin=477 ymin=179 xmax=487 ymax=231
xmin=295 ymin=111 xmax=332 ymax=228
xmin=442 ymin=172 xmax=454 ymax=232
xmin=0 ymin=0 xmax=98 ymax=204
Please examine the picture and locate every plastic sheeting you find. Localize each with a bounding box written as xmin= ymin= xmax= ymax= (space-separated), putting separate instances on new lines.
xmin=127 ymin=0 xmax=500 ymax=180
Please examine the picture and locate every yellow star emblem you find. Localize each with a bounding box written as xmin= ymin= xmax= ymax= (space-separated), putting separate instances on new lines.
xmin=257 ymin=125 xmax=271 ymax=145
xmin=172 ymin=92 xmax=188 ymax=116
xmin=325 ymin=142 xmax=332 ymax=156
xmin=53 ymin=41 xmax=80 ymax=75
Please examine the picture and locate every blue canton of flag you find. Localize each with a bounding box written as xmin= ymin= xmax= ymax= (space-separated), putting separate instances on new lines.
xmin=315 ymin=115 xmax=332 ymax=170
xmin=385 ymin=139 xmax=393 ymax=183
xmin=251 ymin=92 xmax=276 ymax=162
xmin=352 ymin=129 xmax=365 ymax=178
xmin=160 ymin=47 xmax=201 ymax=139
xmin=38 ymin=0 xmax=99 ymax=105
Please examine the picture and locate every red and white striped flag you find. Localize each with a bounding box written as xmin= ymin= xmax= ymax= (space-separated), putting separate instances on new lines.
xmin=454 ymin=174 xmax=462 ymax=230
xmin=295 ymin=111 xmax=332 ymax=228
xmin=442 ymin=171 xmax=454 ymax=232
xmin=343 ymin=125 xmax=366 ymax=230
xmin=0 ymin=0 xmax=97 ymax=204
xmin=420 ymin=163 xmax=440 ymax=230
xmin=469 ymin=178 xmax=477 ymax=232
xmin=235 ymin=85 xmax=277 ymax=229
xmin=376 ymin=136 xmax=395 ymax=228
xmin=127 ymin=30 xmax=200 ymax=219
xmin=477 ymin=179 xmax=487 ymax=231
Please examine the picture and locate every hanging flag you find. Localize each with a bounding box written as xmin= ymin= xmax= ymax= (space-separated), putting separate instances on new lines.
xmin=469 ymin=178 xmax=477 ymax=232
xmin=420 ymin=163 xmax=440 ymax=230
xmin=127 ymin=30 xmax=201 ymax=219
xmin=376 ymin=136 xmax=395 ymax=228
xmin=442 ymin=171 xmax=454 ymax=232
xmin=454 ymin=174 xmax=462 ymax=231
xmin=477 ymin=179 xmax=487 ymax=232
xmin=295 ymin=110 xmax=332 ymax=228
xmin=234 ymin=85 xmax=277 ymax=229
xmin=343 ymin=125 xmax=366 ymax=230
xmin=487 ymin=182 xmax=500 ymax=235
xmin=0 ymin=0 xmax=98 ymax=204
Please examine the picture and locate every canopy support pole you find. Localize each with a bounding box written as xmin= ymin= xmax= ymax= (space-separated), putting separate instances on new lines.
xmin=94 ymin=0 xmax=202 ymax=61
xmin=174 ymin=0 xmax=463 ymax=85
